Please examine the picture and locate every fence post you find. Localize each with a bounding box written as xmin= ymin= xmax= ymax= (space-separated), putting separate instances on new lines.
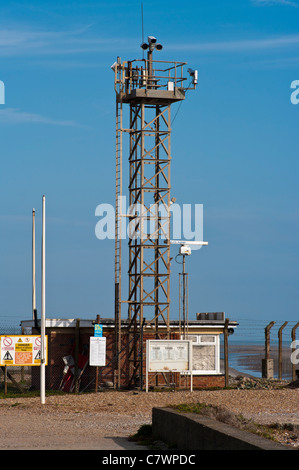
xmin=74 ymin=319 xmax=80 ymax=393
xmin=21 ymin=325 xmax=25 ymax=383
xmin=224 ymin=318 xmax=229 ymax=387
xmin=291 ymin=322 xmax=299 ymax=382
xmin=262 ymin=321 xmax=275 ymax=379
xmin=278 ymin=322 xmax=288 ymax=380
xmin=95 ymin=314 xmax=100 ymax=392
xmin=4 ymin=366 xmax=7 ymax=395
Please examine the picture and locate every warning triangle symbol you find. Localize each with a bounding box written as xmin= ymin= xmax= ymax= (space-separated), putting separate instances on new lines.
xmin=17 ymin=338 xmax=23 ymax=342
xmin=3 ymin=351 xmax=13 ymax=361
xmin=35 ymin=350 xmax=41 ymax=360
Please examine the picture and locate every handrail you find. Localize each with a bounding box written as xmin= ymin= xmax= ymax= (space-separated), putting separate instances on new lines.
xmin=114 ymin=58 xmax=193 ymax=94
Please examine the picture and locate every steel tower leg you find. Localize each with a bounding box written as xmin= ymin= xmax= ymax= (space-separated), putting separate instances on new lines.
xmin=127 ymin=102 xmax=171 ymax=387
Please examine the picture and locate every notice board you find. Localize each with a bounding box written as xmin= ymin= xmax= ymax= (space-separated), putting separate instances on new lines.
xmin=146 ymin=339 xmax=193 ymax=392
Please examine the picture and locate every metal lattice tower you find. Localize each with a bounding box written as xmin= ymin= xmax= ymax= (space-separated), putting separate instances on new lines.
xmin=113 ymin=37 xmax=198 ymax=388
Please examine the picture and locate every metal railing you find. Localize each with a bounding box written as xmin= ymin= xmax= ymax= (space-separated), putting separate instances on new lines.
xmin=114 ymin=58 xmax=194 ymax=95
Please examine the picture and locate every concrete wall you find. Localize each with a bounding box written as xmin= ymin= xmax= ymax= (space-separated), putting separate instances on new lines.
xmin=152 ymin=407 xmax=291 ymax=450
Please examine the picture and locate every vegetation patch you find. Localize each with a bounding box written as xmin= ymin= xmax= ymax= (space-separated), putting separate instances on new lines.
xmin=129 ymin=424 xmax=173 ymax=449
xmin=0 ymin=389 xmax=65 ymax=399
xmin=129 ymin=424 xmax=154 ymax=447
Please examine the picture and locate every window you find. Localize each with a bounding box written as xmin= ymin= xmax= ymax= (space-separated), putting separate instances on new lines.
xmin=182 ymin=334 xmax=220 ymax=375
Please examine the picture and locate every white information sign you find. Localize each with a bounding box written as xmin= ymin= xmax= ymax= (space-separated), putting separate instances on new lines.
xmin=89 ymin=336 xmax=106 ymax=366
xmin=146 ymin=340 xmax=193 ymax=392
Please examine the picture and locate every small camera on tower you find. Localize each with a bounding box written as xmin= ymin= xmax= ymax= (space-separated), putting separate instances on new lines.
xmin=187 ymin=68 xmax=198 ymax=85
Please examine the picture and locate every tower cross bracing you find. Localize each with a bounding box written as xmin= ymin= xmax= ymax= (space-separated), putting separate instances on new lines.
xmin=113 ymin=39 xmax=197 ymax=387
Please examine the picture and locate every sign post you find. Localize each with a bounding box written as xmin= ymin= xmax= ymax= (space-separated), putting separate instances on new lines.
xmin=93 ymin=324 xmax=103 ymax=391
xmin=40 ymin=195 xmax=46 ymax=404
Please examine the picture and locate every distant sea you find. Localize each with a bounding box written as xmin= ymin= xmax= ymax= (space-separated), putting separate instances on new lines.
xmin=221 ymin=340 xmax=296 ymax=381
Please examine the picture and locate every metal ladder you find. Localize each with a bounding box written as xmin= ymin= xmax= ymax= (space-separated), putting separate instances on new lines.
xmin=114 ymin=99 xmax=123 ymax=388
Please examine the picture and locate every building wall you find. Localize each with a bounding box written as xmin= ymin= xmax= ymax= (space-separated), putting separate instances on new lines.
xmin=31 ymin=325 xmax=225 ymax=391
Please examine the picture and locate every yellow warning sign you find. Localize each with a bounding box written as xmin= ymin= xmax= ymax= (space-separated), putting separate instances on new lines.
xmin=0 ymin=336 xmax=47 ymax=366
xmin=15 ymin=343 xmax=32 ymax=352
xmin=2 ymin=350 xmax=13 ymax=365
xmin=15 ymin=351 xmax=33 ymax=365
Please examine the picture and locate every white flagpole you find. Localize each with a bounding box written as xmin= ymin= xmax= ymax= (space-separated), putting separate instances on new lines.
xmin=40 ymin=195 xmax=46 ymax=404
xmin=32 ymin=209 xmax=36 ymax=320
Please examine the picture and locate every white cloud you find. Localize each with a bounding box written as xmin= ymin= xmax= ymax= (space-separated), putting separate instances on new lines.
xmin=170 ymin=34 xmax=299 ymax=53
xmin=0 ymin=108 xmax=84 ymax=127
xmin=0 ymin=23 xmax=298 ymax=61
xmin=252 ymin=0 xmax=299 ymax=6
xmin=0 ymin=26 xmax=131 ymax=57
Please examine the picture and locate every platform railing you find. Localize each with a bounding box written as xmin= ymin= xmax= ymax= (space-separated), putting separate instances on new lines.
xmin=114 ymin=58 xmax=194 ymax=95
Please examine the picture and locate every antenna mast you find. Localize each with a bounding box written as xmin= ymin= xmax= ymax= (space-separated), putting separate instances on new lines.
xmin=113 ymin=37 xmax=198 ymax=388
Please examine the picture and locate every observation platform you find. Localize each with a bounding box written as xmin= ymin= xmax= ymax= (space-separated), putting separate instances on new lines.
xmin=114 ymin=58 xmax=194 ymax=106
xmin=117 ymin=87 xmax=186 ymax=105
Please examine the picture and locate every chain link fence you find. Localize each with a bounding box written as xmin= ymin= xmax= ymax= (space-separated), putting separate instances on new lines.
xmin=0 ymin=320 xmax=99 ymax=394
xmin=0 ymin=317 xmax=298 ymax=394
xmin=221 ymin=318 xmax=299 ymax=381
xmin=0 ymin=322 xmax=39 ymax=393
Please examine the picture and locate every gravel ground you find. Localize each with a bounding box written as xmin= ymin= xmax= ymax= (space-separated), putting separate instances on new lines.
xmin=0 ymin=387 xmax=298 ymax=450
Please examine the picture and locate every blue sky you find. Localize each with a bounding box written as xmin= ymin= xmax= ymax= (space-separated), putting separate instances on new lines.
xmin=0 ymin=0 xmax=298 ymax=331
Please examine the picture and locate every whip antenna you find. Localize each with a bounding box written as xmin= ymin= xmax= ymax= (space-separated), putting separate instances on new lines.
xmin=141 ymin=3 xmax=144 ymax=58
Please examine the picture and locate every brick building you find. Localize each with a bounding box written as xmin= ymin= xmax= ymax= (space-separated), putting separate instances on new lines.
xmin=21 ymin=313 xmax=238 ymax=392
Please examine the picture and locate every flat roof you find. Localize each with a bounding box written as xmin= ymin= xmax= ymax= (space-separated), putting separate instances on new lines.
xmin=21 ymin=317 xmax=238 ymax=330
